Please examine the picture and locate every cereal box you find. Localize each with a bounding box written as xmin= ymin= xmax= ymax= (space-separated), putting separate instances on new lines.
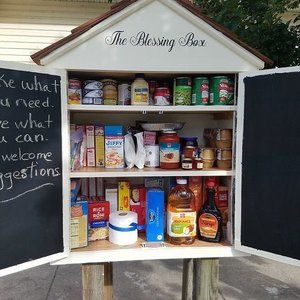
xmin=71 ymin=201 xmax=88 ymax=249
xmin=95 ymin=125 xmax=105 ymax=167
xmin=118 ymin=181 xmax=130 ymax=211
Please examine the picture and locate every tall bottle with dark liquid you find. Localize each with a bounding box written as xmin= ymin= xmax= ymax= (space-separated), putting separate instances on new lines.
xmin=198 ymin=182 xmax=222 ymax=242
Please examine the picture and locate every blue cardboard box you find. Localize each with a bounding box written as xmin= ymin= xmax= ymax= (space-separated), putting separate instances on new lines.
xmin=104 ymin=125 xmax=123 ymax=136
xmin=146 ymin=189 xmax=165 ymax=242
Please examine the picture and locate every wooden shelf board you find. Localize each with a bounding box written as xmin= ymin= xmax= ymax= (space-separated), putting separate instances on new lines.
xmin=68 ymin=105 xmax=237 ymax=113
xmin=70 ymin=167 xmax=235 ymax=178
xmin=52 ymin=237 xmax=246 ymax=265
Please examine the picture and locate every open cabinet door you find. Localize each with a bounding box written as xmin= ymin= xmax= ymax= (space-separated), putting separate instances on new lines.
xmin=235 ymin=66 xmax=300 ymax=266
xmin=0 ymin=61 xmax=69 ymax=276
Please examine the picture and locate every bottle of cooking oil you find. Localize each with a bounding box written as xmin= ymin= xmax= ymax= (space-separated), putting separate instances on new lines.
xmin=167 ymin=178 xmax=196 ymax=245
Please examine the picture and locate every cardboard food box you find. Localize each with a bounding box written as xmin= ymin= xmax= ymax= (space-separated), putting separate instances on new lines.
xmin=118 ymin=181 xmax=130 ymax=211
xmin=146 ymin=189 xmax=165 ymax=242
xmin=105 ymin=188 xmax=118 ymax=213
xmin=95 ymin=125 xmax=105 ymax=167
xmin=88 ymin=201 xmax=110 ymax=222
xmin=130 ymin=186 xmax=146 ymax=231
xmin=86 ymin=125 xmax=95 ymax=167
xmin=88 ymin=178 xmax=97 ymax=197
xmin=88 ymin=221 xmax=109 ymax=241
xmin=71 ymin=201 xmax=88 ymax=249
xmin=104 ymin=125 xmax=124 ymax=169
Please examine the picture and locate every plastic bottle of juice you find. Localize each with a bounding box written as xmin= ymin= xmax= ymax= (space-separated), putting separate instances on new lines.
xmin=167 ymin=178 xmax=196 ymax=245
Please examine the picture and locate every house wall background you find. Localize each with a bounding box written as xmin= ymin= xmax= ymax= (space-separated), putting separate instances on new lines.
xmin=0 ymin=0 xmax=117 ymax=64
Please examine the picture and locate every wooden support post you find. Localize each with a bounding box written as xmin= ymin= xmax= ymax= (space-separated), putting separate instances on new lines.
xmin=182 ymin=259 xmax=193 ymax=300
xmin=104 ymin=263 xmax=113 ymax=300
xmin=193 ymin=258 xmax=219 ymax=300
xmin=82 ymin=263 xmax=113 ymax=300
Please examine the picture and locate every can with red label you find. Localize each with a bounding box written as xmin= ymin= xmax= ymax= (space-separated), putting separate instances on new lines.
xmin=192 ymin=77 xmax=210 ymax=105
xmin=154 ymin=87 xmax=171 ymax=106
xmin=210 ymin=76 xmax=229 ymax=105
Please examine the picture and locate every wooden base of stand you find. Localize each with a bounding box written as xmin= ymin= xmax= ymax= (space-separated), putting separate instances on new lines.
xmin=82 ymin=259 xmax=219 ymax=300
xmin=182 ymin=258 xmax=219 ymax=300
xmin=82 ymin=263 xmax=113 ymax=300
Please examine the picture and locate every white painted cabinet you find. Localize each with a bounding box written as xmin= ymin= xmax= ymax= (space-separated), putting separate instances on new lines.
xmin=0 ymin=61 xmax=299 ymax=278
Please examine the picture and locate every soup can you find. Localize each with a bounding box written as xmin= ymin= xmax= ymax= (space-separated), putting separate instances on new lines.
xmin=192 ymin=77 xmax=209 ymax=105
xmin=69 ymin=78 xmax=81 ymax=89
xmin=216 ymin=148 xmax=232 ymax=160
xmin=174 ymin=77 xmax=192 ymax=106
xmin=154 ymin=87 xmax=171 ymax=106
xmin=118 ymin=83 xmax=131 ymax=105
xmin=210 ymin=76 xmax=229 ymax=105
xmin=102 ymin=79 xmax=118 ymax=105
xmin=145 ymin=145 xmax=159 ymax=167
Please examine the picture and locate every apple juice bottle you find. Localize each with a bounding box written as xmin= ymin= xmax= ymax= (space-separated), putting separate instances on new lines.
xmin=198 ymin=182 xmax=222 ymax=242
xmin=167 ymin=178 xmax=196 ymax=245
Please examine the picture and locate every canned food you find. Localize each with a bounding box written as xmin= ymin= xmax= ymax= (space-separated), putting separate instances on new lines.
xmin=101 ymin=79 xmax=118 ymax=105
xmin=118 ymin=83 xmax=131 ymax=105
xmin=84 ymin=80 xmax=103 ymax=90
xmin=210 ymin=76 xmax=229 ymax=105
xmin=83 ymin=89 xmax=103 ymax=98
xmin=227 ymin=78 xmax=234 ymax=105
xmin=69 ymin=78 xmax=81 ymax=89
xmin=217 ymin=148 xmax=232 ymax=160
xmin=148 ymin=81 xmax=158 ymax=105
xmin=200 ymin=148 xmax=215 ymax=160
xmin=192 ymin=77 xmax=209 ymax=105
xmin=174 ymin=77 xmax=192 ymax=106
xmin=217 ymin=159 xmax=232 ymax=170
xmin=145 ymin=145 xmax=160 ymax=167
xmin=154 ymin=87 xmax=171 ymax=106
xmin=68 ymin=88 xmax=82 ymax=105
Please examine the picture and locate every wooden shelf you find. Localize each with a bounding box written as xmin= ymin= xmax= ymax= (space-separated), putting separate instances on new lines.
xmin=70 ymin=167 xmax=235 ymax=178
xmin=52 ymin=237 xmax=246 ymax=265
xmin=68 ymin=105 xmax=237 ymax=113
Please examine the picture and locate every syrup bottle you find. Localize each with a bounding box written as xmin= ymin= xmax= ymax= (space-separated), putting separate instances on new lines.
xmin=198 ymin=182 xmax=222 ymax=242
xmin=167 ymin=178 xmax=196 ymax=245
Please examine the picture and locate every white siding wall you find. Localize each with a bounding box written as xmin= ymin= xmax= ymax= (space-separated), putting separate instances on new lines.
xmin=0 ymin=0 xmax=115 ymax=63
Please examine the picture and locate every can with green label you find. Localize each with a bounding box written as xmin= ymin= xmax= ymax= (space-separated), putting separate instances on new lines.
xmin=210 ymin=76 xmax=229 ymax=105
xmin=192 ymin=77 xmax=210 ymax=105
xmin=174 ymin=77 xmax=192 ymax=106
xmin=227 ymin=78 xmax=234 ymax=105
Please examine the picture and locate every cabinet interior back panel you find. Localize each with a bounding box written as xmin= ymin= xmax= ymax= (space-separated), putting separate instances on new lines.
xmin=241 ymin=71 xmax=300 ymax=260
xmin=71 ymin=113 xmax=232 ymax=146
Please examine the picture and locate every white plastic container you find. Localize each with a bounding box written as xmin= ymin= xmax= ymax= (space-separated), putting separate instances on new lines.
xmin=131 ymin=73 xmax=149 ymax=105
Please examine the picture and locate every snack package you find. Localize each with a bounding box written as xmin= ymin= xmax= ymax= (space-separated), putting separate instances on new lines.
xmin=124 ymin=133 xmax=135 ymax=169
xmin=134 ymin=132 xmax=146 ymax=169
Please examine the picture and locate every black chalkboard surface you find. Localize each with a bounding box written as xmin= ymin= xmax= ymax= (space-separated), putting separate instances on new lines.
xmin=0 ymin=66 xmax=64 ymax=271
xmin=241 ymin=71 xmax=300 ymax=261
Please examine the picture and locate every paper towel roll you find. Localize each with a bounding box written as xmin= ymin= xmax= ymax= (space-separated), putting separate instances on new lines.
xmin=109 ymin=211 xmax=138 ymax=245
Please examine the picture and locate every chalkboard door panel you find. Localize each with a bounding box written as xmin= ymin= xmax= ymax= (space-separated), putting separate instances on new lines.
xmin=0 ymin=61 xmax=69 ymax=277
xmin=235 ymin=66 xmax=300 ymax=266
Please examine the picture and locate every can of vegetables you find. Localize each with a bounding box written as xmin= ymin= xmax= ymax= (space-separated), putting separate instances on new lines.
xmin=174 ymin=77 xmax=192 ymax=106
